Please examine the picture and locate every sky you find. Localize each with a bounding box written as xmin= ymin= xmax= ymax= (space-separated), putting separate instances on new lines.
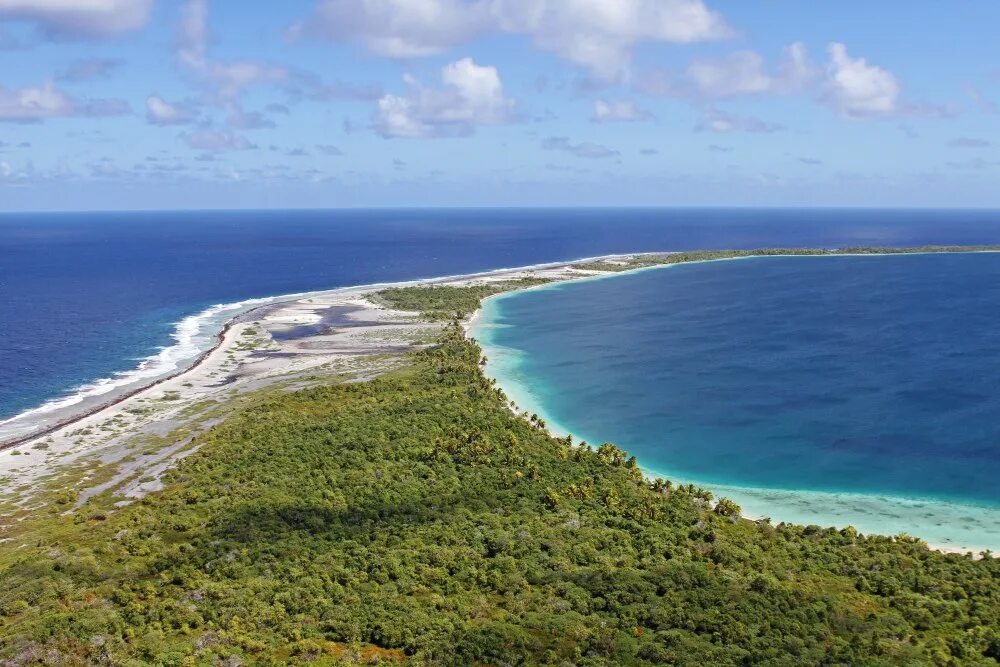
xmin=1 ymin=0 xmax=999 ymax=211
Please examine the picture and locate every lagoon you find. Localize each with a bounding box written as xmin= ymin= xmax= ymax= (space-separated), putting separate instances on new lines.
xmin=474 ymin=252 xmax=1000 ymax=551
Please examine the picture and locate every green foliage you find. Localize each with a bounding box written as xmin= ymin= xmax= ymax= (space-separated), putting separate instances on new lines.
xmin=377 ymin=278 xmax=551 ymax=320
xmin=575 ymin=246 xmax=1000 ymax=273
xmin=2 ymin=269 xmax=999 ymax=665
xmin=714 ymin=498 xmax=742 ymax=518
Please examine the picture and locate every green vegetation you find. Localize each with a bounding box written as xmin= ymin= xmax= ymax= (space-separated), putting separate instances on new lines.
xmin=575 ymin=245 xmax=1000 ymax=273
xmin=2 ymin=265 xmax=999 ymax=665
xmin=376 ymin=277 xmax=551 ymax=320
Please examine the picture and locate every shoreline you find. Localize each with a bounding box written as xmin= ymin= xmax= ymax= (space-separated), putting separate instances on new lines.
xmin=5 ymin=245 xmax=999 ymax=556
xmin=0 ymin=315 xmax=243 ymax=452
xmin=8 ymin=245 xmax=999 ymax=449
xmin=469 ymin=251 xmax=1000 ymax=556
xmin=0 ymin=252 xmax=650 ymax=450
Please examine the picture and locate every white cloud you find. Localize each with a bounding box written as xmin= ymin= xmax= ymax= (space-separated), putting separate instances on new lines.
xmin=688 ymin=51 xmax=772 ymax=97
xmin=177 ymin=0 xmax=208 ymax=69
xmin=493 ymin=0 xmax=731 ymax=81
xmin=662 ymin=41 xmax=906 ymax=122
xmin=295 ymin=0 xmax=731 ymax=81
xmin=592 ymin=99 xmax=648 ymax=122
xmin=374 ymin=57 xmax=515 ymax=138
xmin=686 ymin=42 xmax=817 ymax=98
xmin=825 ymin=42 xmax=900 ymax=118
xmin=0 ymin=81 xmax=127 ymax=122
xmin=146 ymin=95 xmax=197 ymax=125
xmin=291 ymin=0 xmax=487 ymax=58
xmin=0 ymin=82 xmax=73 ymax=121
xmin=777 ymin=42 xmax=817 ymax=91
xmin=0 ymin=0 xmax=152 ymax=37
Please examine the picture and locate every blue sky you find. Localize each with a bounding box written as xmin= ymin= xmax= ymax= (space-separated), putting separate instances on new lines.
xmin=1 ymin=0 xmax=999 ymax=210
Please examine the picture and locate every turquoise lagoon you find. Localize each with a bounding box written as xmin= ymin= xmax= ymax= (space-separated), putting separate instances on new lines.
xmin=472 ymin=253 xmax=1000 ymax=553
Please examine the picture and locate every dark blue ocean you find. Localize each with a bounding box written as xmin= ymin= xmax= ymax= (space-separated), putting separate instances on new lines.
xmin=3 ymin=207 xmax=1000 ymax=433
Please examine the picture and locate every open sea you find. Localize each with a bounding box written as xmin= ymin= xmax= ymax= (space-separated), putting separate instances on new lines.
xmin=3 ymin=208 xmax=1000 ymax=547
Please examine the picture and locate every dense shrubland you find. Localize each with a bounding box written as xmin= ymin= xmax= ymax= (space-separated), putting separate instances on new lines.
xmin=1 ymin=265 xmax=998 ymax=665
xmin=376 ymin=278 xmax=551 ymax=320
xmin=575 ymin=245 xmax=1000 ymax=273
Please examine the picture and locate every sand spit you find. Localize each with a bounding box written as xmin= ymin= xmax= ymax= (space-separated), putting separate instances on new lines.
xmin=0 ymin=258 xmax=618 ymax=513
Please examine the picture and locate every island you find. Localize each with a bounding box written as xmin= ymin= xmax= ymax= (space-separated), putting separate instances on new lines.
xmin=1 ymin=247 xmax=999 ymax=665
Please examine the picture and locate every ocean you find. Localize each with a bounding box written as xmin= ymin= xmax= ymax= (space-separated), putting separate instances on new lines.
xmin=3 ymin=208 xmax=1000 ymax=529
xmin=473 ymin=251 xmax=1000 ymax=551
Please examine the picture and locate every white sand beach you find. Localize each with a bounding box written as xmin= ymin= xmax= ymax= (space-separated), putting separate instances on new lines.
xmin=0 ymin=257 xmax=614 ymax=517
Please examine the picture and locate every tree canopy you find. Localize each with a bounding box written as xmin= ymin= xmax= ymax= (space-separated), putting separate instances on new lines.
xmin=1 ymin=271 xmax=998 ymax=666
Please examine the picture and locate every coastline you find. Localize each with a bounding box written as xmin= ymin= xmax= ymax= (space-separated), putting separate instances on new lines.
xmin=0 ymin=315 xmax=243 ymax=451
xmin=469 ymin=251 xmax=1000 ymax=556
xmin=0 ymin=254 xmax=634 ymax=515
xmin=5 ymin=246 xmax=999 ymax=556
xmin=8 ymin=245 xmax=998 ymax=449
xmin=0 ymin=252 xmax=647 ymax=450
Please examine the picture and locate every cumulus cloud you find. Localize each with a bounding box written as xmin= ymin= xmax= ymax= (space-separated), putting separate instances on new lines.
xmin=294 ymin=0 xmax=731 ymax=81
xmin=686 ymin=42 xmax=817 ymax=98
xmin=181 ymin=127 xmax=256 ymax=152
xmin=542 ymin=136 xmax=619 ymax=158
xmin=146 ymin=95 xmax=198 ymax=125
xmin=824 ymin=42 xmax=900 ymax=118
xmin=592 ymin=99 xmax=649 ymax=122
xmin=290 ymin=0 xmax=487 ymax=58
xmin=0 ymin=0 xmax=152 ymax=38
xmin=0 ymin=82 xmax=73 ymax=121
xmin=0 ymin=81 xmax=128 ymax=122
xmin=653 ymin=41 xmax=908 ymax=121
xmin=493 ymin=0 xmax=732 ymax=81
xmin=374 ymin=57 xmax=515 ymax=138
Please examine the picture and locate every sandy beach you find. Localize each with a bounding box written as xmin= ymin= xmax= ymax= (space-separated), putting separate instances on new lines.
xmin=0 ymin=256 xmax=618 ymax=515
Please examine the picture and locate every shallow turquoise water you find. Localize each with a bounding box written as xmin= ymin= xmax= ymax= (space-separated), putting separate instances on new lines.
xmin=473 ymin=254 xmax=1000 ymax=551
